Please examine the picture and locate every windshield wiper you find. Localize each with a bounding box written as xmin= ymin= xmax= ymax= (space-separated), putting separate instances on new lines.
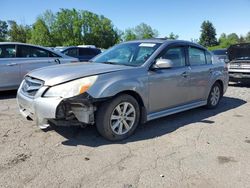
xmin=101 ymin=62 xmax=118 ymax=65
xmin=98 ymin=61 xmax=137 ymax=67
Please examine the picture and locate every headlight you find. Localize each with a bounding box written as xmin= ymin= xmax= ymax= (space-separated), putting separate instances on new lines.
xmin=44 ymin=75 xmax=98 ymax=98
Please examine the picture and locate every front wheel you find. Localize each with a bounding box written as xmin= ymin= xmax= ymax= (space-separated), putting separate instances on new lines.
xmin=96 ymin=94 xmax=140 ymax=141
xmin=206 ymin=82 xmax=222 ymax=109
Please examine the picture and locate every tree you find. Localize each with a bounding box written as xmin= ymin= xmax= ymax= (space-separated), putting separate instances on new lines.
xmin=199 ymin=20 xmax=218 ymax=47
xmin=245 ymin=32 xmax=250 ymax=42
xmin=0 ymin=20 xmax=8 ymax=41
xmin=165 ymin=32 xmax=178 ymax=39
xmin=134 ymin=23 xmax=158 ymax=39
xmin=227 ymin=33 xmax=239 ymax=43
xmin=52 ymin=8 xmax=82 ymax=46
xmin=123 ymin=23 xmax=158 ymax=41
xmin=30 ymin=18 xmax=52 ymax=46
xmin=208 ymin=33 xmax=242 ymax=50
xmin=8 ymin=21 xmax=31 ymax=43
xmin=123 ymin=28 xmax=137 ymax=41
xmin=81 ymin=12 xmax=120 ymax=48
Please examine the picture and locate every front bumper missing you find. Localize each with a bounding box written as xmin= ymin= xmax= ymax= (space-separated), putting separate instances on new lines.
xmin=56 ymin=96 xmax=96 ymax=125
xmin=17 ymin=91 xmax=96 ymax=129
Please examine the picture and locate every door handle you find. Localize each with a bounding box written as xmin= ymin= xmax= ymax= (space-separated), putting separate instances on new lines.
xmin=6 ymin=63 xmax=18 ymax=66
xmin=181 ymin=71 xmax=189 ymax=78
xmin=209 ymin=68 xmax=213 ymax=74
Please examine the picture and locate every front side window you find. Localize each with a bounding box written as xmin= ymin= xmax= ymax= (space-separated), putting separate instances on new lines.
xmin=0 ymin=45 xmax=16 ymax=58
xmin=92 ymin=42 xmax=161 ymax=66
xmin=189 ymin=47 xmax=206 ymax=66
xmin=157 ymin=46 xmax=186 ymax=67
xmin=17 ymin=45 xmax=49 ymax=58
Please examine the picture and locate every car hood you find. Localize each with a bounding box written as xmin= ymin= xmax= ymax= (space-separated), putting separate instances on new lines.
xmin=27 ymin=62 xmax=134 ymax=86
xmin=228 ymin=43 xmax=250 ymax=61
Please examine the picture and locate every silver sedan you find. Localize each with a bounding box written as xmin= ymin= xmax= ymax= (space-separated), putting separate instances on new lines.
xmin=0 ymin=42 xmax=78 ymax=91
xmin=17 ymin=39 xmax=229 ymax=141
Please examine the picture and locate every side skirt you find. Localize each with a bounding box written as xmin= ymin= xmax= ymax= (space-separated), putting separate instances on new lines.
xmin=147 ymin=100 xmax=207 ymax=121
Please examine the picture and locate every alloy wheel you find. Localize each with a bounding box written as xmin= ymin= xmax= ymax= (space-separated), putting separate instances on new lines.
xmin=110 ymin=102 xmax=136 ymax=135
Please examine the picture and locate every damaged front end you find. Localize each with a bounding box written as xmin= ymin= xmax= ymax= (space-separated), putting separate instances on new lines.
xmin=51 ymin=93 xmax=107 ymax=127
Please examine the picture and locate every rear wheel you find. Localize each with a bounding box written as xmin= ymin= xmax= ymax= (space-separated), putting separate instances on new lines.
xmin=96 ymin=94 xmax=140 ymax=141
xmin=206 ymin=82 xmax=222 ymax=109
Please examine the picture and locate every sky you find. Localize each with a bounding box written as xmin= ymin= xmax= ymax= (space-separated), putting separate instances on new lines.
xmin=1 ymin=0 xmax=250 ymax=40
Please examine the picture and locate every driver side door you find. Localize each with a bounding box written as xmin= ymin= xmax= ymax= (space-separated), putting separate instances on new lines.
xmin=148 ymin=46 xmax=191 ymax=113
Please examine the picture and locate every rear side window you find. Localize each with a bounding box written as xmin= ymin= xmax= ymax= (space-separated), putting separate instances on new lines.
xmin=0 ymin=45 xmax=16 ymax=58
xmin=79 ymin=48 xmax=96 ymax=56
xmin=205 ymin=51 xmax=212 ymax=64
xmin=17 ymin=45 xmax=49 ymax=58
xmin=64 ymin=48 xmax=78 ymax=57
xmin=189 ymin=47 xmax=206 ymax=66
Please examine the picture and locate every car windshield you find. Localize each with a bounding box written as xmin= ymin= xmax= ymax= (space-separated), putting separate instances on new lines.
xmin=91 ymin=42 xmax=161 ymax=66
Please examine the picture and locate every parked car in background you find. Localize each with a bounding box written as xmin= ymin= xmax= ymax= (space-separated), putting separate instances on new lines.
xmin=211 ymin=49 xmax=228 ymax=63
xmin=60 ymin=46 xmax=101 ymax=61
xmin=17 ymin=39 xmax=228 ymax=141
xmin=0 ymin=42 xmax=78 ymax=91
xmin=227 ymin=43 xmax=250 ymax=82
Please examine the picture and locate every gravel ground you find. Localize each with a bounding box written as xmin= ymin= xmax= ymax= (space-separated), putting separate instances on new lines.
xmin=0 ymin=83 xmax=250 ymax=188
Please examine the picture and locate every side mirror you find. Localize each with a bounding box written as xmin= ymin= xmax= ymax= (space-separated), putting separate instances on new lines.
xmin=153 ymin=59 xmax=173 ymax=69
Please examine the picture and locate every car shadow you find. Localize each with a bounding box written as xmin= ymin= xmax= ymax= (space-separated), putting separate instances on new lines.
xmin=48 ymin=96 xmax=246 ymax=147
xmin=0 ymin=90 xmax=17 ymax=100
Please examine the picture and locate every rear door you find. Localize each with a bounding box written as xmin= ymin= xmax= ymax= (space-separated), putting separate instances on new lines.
xmin=187 ymin=46 xmax=212 ymax=101
xmin=17 ymin=45 xmax=59 ymax=81
xmin=0 ymin=44 xmax=20 ymax=90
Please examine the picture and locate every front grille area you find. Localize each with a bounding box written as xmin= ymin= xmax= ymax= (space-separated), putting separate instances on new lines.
xmin=230 ymin=61 xmax=250 ymax=69
xmin=21 ymin=76 xmax=44 ymax=97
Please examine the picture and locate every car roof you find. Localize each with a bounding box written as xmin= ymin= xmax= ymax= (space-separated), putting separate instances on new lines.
xmin=123 ymin=39 xmax=207 ymax=50
xmin=61 ymin=46 xmax=100 ymax=52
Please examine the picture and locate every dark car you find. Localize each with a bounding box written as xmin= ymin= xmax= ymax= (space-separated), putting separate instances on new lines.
xmin=61 ymin=46 xmax=101 ymax=61
xmin=211 ymin=49 xmax=228 ymax=63
xmin=227 ymin=43 xmax=250 ymax=81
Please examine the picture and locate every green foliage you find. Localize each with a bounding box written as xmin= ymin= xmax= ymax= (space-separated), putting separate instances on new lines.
xmin=123 ymin=23 xmax=158 ymax=41
xmin=30 ymin=18 xmax=53 ymax=46
xmin=123 ymin=29 xmax=137 ymax=41
xmin=34 ymin=9 xmax=120 ymax=48
xmin=165 ymin=32 xmax=179 ymax=40
xmin=0 ymin=20 xmax=8 ymax=41
xmin=199 ymin=20 xmax=218 ymax=47
xmin=80 ymin=11 xmax=120 ymax=49
xmin=245 ymin=32 xmax=250 ymax=42
xmin=207 ymin=33 xmax=241 ymax=50
xmin=8 ymin=21 xmax=31 ymax=43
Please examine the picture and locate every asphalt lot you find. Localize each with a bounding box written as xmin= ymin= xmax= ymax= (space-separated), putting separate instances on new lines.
xmin=0 ymin=83 xmax=250 ymax=188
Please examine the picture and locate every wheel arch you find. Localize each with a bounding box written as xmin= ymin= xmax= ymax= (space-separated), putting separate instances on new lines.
xmin=114 ymin=90 xmax=147 ymax=124
xmin=214 ymin=79 xmax=224 ymax=97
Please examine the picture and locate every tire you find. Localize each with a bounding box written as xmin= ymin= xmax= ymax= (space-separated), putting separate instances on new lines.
xmin=206 ymin=82 xmax=222 ymax=109
xmin=96 ymin=94 xmax=140 ymax=141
